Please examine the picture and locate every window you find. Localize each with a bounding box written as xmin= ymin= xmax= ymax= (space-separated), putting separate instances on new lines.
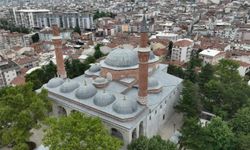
xmin=165 ymin=100 xmax=167 ymax=104
xmin=160 ymin=105 xmax=162 ymax=109
xmin=155 ymin=110 xmax=157 ymax=114
xmin=149 ymin=116 xmax=151 ymax=120
xmin=163 ymin=115 xmax=165 ymax=120
xmin=149 ymin=109 xmax=151 ymax=113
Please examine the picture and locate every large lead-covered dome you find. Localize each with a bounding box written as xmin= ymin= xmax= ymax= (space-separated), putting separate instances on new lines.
xmin=47 ymin=77 xmax=64 ymax=88
xmin=104 ymin=48 xmax=138 ymax=67
xmin=148 ymin=77 xmax=159 ymax=88
xmin=93 ymin=91 xmax=116 ymax=107
xmin=60 ymin=79 xmax=79 ymax=93
xmin=113 ymin=96 xmax=138 ymax=114
xmin=75 ymin=81 xmax=97 ymax=99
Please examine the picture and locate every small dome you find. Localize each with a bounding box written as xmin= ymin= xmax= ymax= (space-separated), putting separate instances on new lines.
xmin=89 ymin=64 xmax=101 ymax=72
xmin=94 ymin=77 xmax=106 ymax=83
xmin=93 ymin=91 xmax=116 ymax=107
xmin=60 ymin=79 xmax=79 ymax=93
xmin=113 ymin=96 xmax=138 ymax=114
xmin=104 ymin=48 xmax=138 ymax=67
xmin=75 ymin=81 xmax=97 ymax=99
xmin=47 ymin=77 xmax=64 ymax=88
xmin=148 ymin=77 xmax=159 ymax=88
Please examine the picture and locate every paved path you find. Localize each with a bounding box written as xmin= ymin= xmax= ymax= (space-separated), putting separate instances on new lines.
xmin=159 ymin=112 xmax=183 ymax=140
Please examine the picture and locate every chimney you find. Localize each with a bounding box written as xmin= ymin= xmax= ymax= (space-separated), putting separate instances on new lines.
xmin=52 ymin=24 xmax=67 ymax=79
xmin=138 ymin=14 xmax=150 ymax=106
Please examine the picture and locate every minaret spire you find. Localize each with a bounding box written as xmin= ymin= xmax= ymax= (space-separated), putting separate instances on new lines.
xmin=52 ymin=24 xmax=67 ymax=79
xmin=137 ymin=12 xmax=150 ymax=106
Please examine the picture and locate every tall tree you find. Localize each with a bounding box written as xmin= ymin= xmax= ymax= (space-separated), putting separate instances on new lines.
xmin=180 ymin=117 xmax=235 ymax=150
xmin=43 ymin=112 xmax=122 ymax=150
xmin=73 ymin=25 xmax=81 ymax=35
xmin=25 ymin=61 xmax=56 ymax=90
xmin=94 ymin=44 xmax=104 ymax=59
xmin=65 ymin=59 xmax=90 ymax=78
xmin=230 ymin=107 xmax=250 ymax=150
xmin=203 ymin=59 xmax=250 ymax=119
xmin=175 ymin=80 xmax=201 ymax=118
xmin=31 ymin=33 xmax=40 ymax=43
xmin=167 ymin=65 xmax=185 ymax=79
xmin=184 ymin=51 xmax=202 ymax=83
xmin=127 ymin=135 xmax=177 ymax=150
xmin=0 ymin=83 xmax=50 ymax=150
xmin=198 ymin=63 xmax=214 ymax=92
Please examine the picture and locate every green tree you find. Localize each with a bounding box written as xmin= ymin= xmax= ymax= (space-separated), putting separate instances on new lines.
xmin=180 ymin=117 xmax=235 ymax=150
xmin=179 ymin=117 xmax=204 ymax=150
xmin=93 ymin=11 xmax=114 ymax=20
xmin=0 ymin=19 xmax=30 ymax=34
xmin=175 ymin=80 xmax=201 ymax=118
xmin=184 ymin=51 xmax=202 ymax=83
xmin=198 ymin=63 xmax=214 ymax=92
xmin=25 ymin=61 xmax=56 ymax=90
xmin=230 ymin=107 xmax=250 ymax=150
xmin=167 ymin=41 xmax=173 ymax=59
xmin=203 ymin=59 xmax=250 ymax=119
xmin=128 ymin=135 xmax=177 ymax=150
xmin=0 ymin=83 xmax=50 ymax=149
xmin=65 ymin=59 xmax=90 ymax=78
xmin=203 ymin=117 xmax=235 ymax=150
xmin=73 ymin=25 xmax=81 ymax=35
xmin=167 ymin=64 xmax=185 ymax=79
xmin=84 ymin=56 xmax=96 ymax=64
xmin=43 ymin=112 xmax=122 ymax=150
xmin=31 ymin=33 xmax=40 ymax=43
xmin=94 ymin=44 xmax=104 ymax=59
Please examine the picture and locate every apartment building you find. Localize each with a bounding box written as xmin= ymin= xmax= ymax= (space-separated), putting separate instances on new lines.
xmin=10 ymin=9 xmax=94 ymax=30
xmin=171 ymin=38 xmax=194 ymax=63
xmin=199 ymin=49 xmax=226 ymax=65
xmin=0 ymin=55 xmax=20 ymax=88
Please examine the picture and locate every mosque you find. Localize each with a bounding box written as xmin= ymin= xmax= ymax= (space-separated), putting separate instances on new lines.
xmin=42 ymin=18 xmax=183 ymax=147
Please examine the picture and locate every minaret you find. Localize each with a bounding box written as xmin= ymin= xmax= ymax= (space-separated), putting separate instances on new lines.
xmin=52 ymin=24 xmax=67 ymax=79
xmin=138 ymin=15 xmax=150 ymax=106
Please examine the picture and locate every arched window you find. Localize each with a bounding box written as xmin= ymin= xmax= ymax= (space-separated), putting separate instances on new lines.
xmin=57 ymin=106 xmax=66 ymax=116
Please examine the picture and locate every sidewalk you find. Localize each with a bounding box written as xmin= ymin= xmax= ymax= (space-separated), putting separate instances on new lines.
xmin=159 ymin=112 xmax=183 ymax=140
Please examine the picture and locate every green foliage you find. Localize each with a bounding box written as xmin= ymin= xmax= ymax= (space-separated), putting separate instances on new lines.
xmin=0 ymin=18 xmax=30 ymax=34
xmin=31 ymin=33 xmax=40 ymax=43
xmin=73 ymin=25 xmax=81 ymax=35
xmin=43 ymin=112 xmax=122 ymax=150
xmin=180 ymin=117 xmax=235 ymax=150
xmin=184 ymin=51 xmax=202 ymax=83
xmin=85 ymin=56 xmax=96 ymax=64
xmin=94 ymin=44 xmax=104 ymax=59
xmin=203 ymin=59 xmax=250 ymax=119
xmin=0 ymin=83 xmax=50 ymax=149
xmin=167 ymin=41 xmax=173 ymax=58
xmin=167 ymin=64 xmax=185 ymax=79
xmin=175 ymin=80 xmax=201 ymax=118
xmin=230 ymin=107 xmax=250 ymax=150
xmin=230 ymin=107 xmax=250 ymax=134
xmin=198 ymin=63 xmax=214 ymax=92
xmin=127 ymin=135 xmax=177 ymax=150
xmin=93 ymin=11 xmax=114 ymax=20
xmin=65 ymin=59 xmax=90 ymax=79
xmin=25 ymin=61 xmax=57 ymax=90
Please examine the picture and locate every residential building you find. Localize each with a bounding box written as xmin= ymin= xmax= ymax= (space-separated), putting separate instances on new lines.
xmin=171 ymin=38 xmax=194 ymax=63
xmin=0 ymin=55 xmax=20 ymax=88
xmin=10 ymin=9 xmax=94 ymax=30
xmin=199 ymin=49 xmax=226 ymax=65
